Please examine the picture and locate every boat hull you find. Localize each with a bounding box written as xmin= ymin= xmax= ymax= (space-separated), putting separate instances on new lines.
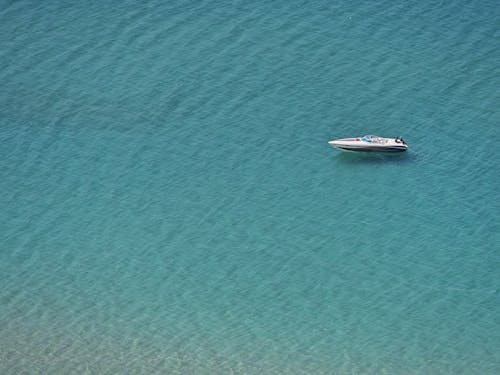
xmin=333 ymin=145 xmax=407 ymax=153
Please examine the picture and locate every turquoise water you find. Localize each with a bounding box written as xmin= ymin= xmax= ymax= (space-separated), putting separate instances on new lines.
xmin=1 ymin=0 xmax=499 ymax=373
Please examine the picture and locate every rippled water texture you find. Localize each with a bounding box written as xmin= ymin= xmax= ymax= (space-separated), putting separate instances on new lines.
xmin=1 ymin=0 xmax=499 ymax=373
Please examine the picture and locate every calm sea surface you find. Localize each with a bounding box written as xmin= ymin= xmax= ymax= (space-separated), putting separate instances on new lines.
xmin=1 ymin=0 xmax=499 ymax=373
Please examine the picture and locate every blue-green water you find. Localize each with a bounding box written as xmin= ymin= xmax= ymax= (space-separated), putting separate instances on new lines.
xmin=1 ymin=1 xmax=499 ymax=373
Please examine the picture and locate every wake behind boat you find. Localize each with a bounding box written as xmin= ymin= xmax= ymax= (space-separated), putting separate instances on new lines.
xmin=328 ymin=135 xmax=408 ymax=153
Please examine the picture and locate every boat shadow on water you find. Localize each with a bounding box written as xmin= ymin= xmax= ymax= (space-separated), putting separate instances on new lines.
xmin=333 ymin=151 xmax=416 ymax=165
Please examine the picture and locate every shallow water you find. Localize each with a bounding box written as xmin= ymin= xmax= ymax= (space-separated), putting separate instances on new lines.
xmin=1 ymin=0 xmax=499 ymax=373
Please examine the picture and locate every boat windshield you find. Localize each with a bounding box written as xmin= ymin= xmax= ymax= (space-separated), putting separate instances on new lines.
xmin=361 ymin=135 xmax=383 ymax=143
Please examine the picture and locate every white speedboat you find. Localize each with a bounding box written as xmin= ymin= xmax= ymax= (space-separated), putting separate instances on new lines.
xmin=328 ymin=135 xmax=408 ymax=153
